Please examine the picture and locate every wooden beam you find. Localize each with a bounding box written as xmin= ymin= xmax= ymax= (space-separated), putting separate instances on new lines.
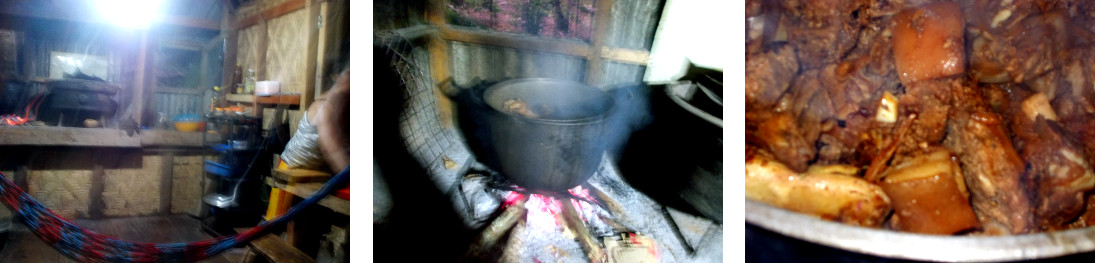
xmin=439 ymin=27 xmax=649 ymax=65
xmin=440 ymin=27 xmax=591 ymax=58
xmin=0 ymin=127 xmax=140 ymax=147
xmin=155 ymin=87 xmax=205 ymax=95
xmin=234 ymin=0 xmax=307 ymax=30
xmin=584 ymin=0 xmax=615 ymax=86
xmin=601 ymin=46 xmax=650 ymax=65
xmin=161 ymin=16 xmax=222 ymax=31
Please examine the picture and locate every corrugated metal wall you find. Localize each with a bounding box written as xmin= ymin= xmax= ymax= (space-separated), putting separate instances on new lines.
xmin=450 ymin=42 xmax=586 ymax=86
xmin=152 ymin=93 xmax=204 ymax=124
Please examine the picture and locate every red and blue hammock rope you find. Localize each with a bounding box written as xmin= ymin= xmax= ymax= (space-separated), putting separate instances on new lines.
xmin=0 ymin=165 xmax=349 ymax=262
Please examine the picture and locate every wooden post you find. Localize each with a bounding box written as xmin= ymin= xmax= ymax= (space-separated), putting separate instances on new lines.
xmin=90 ymin=161 xmax=104 ymax=219
xmin=253 ymin=20 xmax=269 ymax=120
xmin=584 ymin=0 xmax=614 ymax=87
xmin=319 ymin=0 xmax=347 ymax=92
xmin=160 ymin=152 xmax=174 ymax=215
xmin=13 ymin=165 xmax=27 ymax=192
xmin=133 ymin=31 xmax=151 ymax=126
xmin=301 ymin=0 xmax=322 ymax=109
xmin=222 ymin=1 xmax=238 ymax=108
xmin=426 ymin=0 xmax=450 ymax=85
xmin=426 ymin=0 xmax=455 ymax=128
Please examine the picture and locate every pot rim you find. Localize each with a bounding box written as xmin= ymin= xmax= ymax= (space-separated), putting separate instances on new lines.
xmin=746 ymin=199 xmax=1095 ymax=261
xmin=483 ymin=78 xmax=615 ymax=124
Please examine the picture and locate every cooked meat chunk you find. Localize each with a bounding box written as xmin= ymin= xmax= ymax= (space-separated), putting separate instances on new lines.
xmin=967 ymin=5 xmax=1069 ymax=84
xmin=828 ymin=16 xmax=900 ymax=120
xmin=995 ymin=87 xmax=1095 ymax=230
xmin=744 ymin=0 xmax=1095 ymax=235
xmin=745 ymin=44 xmax=800 ymax=110
xmin=1019 ymin=119 xmax=1095 ymax=230
xmin=1048 ymin=47 xmax=1095 ymax=121
xmin=879 ymin=147 xmax=980 ymax=235
xmin=894 ymin=79 xmax=956 ymax=156
xmin=502 ymin=98 xmax=539 ymax=118
xmin=748 ymin=112 xmax=816 ymax=173
xmin=892 ymin=2 xmax=967 ymax=85
xmin=789 ymin=69 xmax=838 ymax=145
xmin=943 ymin=85 xmax=1034 ymax=235
xmin=778 ymin=0 xmax=865 ymax=23
xmin=786 ymin=15 xmax=862 ymax=69
xmin=746 ymin=0 xmax=777 ymax=54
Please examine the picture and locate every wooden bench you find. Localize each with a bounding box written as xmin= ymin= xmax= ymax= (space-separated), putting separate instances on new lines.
xmin=263 ymin=167 xmax=348 ymax=255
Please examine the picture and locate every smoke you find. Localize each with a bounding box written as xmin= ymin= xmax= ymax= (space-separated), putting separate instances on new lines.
xmin=603 ymin=83 xmax=654 ymax=162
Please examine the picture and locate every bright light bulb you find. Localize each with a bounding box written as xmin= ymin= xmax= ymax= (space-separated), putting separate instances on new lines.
xmin=95 ymin=0 xmax=163 ymax=29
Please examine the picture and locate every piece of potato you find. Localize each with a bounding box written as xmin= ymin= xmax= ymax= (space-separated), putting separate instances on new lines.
xmin=745 ymin=154 xmax=891 ymax=227
xmin=879 ymin=147 xmax=980 ymax=234
xmin=893 ymin=2 xmax=965 ymax=85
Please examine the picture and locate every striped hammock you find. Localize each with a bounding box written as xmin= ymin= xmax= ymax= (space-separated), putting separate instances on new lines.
xmin=0 ymin=166 xmax=349 ymax=263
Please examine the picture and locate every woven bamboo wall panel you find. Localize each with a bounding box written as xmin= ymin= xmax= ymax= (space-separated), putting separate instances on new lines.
xmin=262 ymin=108 xmax=303 ymax=135
xmin=27 ymin=170 xmax=91 ymax=218
xmin=265 ymin=9 xmax=308 ymax=94
xmin=102 ymin=155 xmax=162 ymax=217
xmin=171 ymin=155 xmax=204 ymax=216
xmin=237 ymin=25 xmax=265 ymax=81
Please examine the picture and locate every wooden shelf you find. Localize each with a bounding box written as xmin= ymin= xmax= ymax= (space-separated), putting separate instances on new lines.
xmin=226 ymin=93 xmax=301 ymax=105
xmin=0 ymin=127 xmax=226 ymax=147
xmin=265 ymin=177 xmax=348 ymax=215
xmin=0 ymin=126 xmax=140 ymax=147
xmin=226 ymin=94 xmax=254 ymax=103
xmin=272 ymin=168 xmax=332 ymax=183
xmin=140 ymin=130 xmax=220 ymax=147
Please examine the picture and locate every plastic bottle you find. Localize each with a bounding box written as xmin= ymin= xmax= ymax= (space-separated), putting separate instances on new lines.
xmin=244 ymin=68 xmax=257 ymax=94
xmin=233 ymin=65 xmax=243 ymax=94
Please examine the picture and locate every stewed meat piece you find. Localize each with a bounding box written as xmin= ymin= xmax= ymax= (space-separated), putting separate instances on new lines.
xmin=943 ymin=84 xmax=1034 ymax=235
xmin=745 ymin=44 xmax=800 ymax=110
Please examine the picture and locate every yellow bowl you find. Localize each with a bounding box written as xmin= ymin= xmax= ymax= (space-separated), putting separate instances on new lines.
xmin=174 ymin=121 xmax=202 ymax=132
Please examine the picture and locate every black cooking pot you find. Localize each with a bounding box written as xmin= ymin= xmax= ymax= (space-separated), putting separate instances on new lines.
xmin=479 ymin=79 xmax=615 ymax=191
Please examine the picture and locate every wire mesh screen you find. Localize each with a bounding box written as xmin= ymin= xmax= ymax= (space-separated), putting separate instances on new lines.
xmin=377 ymin=32 xmax=476 ymax=222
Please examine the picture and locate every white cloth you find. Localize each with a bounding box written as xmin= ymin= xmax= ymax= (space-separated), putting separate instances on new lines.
xmin=281 ymin=112 xmax=325 ymax=169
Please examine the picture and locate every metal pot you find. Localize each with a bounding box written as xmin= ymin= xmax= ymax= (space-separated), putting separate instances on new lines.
xmin=747 ymin=199 xmax=1095 ymax=261
xmin=480 ymin=78 xmax=615 ymax=191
